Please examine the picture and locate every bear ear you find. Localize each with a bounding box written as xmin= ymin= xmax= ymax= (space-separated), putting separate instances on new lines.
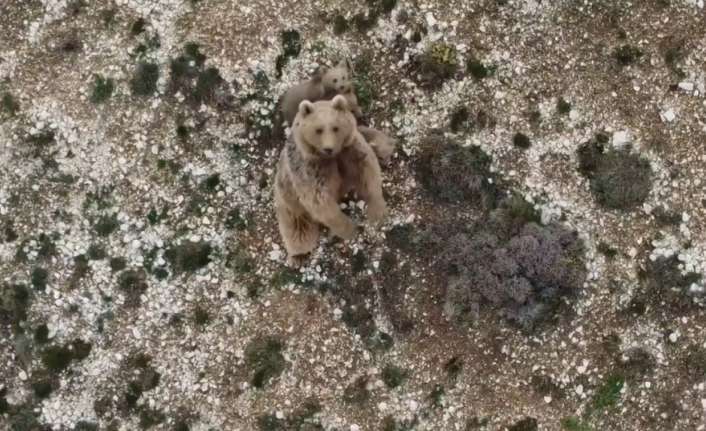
xmin=331 ymin=95 xmax=349 ymax=112
xmin=298 ymin=100 xmax=315 ymax=117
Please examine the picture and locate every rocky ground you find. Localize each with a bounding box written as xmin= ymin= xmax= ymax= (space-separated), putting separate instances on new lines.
xmin=1 ymin=0 xmax=705 ymax=430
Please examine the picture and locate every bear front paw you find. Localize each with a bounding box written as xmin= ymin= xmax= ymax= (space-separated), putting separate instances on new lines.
xmin=367 ymin=201 xmax=387 ymax=224
xmin=334 ymin=219 xmax=357 ymax=241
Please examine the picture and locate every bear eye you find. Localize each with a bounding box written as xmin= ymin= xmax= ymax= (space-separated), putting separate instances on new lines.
xmin=333 ymin=79 xmax=338 ymax=83
xmin=315 ymin=128 xmax=323 ymax=134
xmin=333 ymin=127 xmax=339 ymax=133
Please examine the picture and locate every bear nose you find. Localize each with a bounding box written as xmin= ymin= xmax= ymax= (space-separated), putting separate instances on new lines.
xmin=322 ymin=148 xmax=334 ymax=155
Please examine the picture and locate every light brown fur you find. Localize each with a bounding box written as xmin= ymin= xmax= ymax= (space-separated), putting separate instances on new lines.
xmin=274 ymin=96 xmax=386 ymax=265
xmin=280 ymin=60 xmax=363 ymax=126
xmin=358 ymin=125 xmax=396 ymax=164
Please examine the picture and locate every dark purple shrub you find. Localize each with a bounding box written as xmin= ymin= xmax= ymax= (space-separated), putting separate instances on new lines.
xmin=441 ymin=216 xmax=586 ymax=332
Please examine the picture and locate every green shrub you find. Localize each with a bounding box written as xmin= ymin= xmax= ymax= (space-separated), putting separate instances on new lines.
xmin=513 ymin=132 xmax=531 ymax=149
xmin=90 ymin=75 xmax=115 ymax=103
xmin=415 ymin=132 xmax=499 ymax=208
xmin=165 ymin=241 xmax=213 ymax=273
xmin=577 ymin=141 xmax=652 ymax=211
xmin=467 ymin=57 xmax=493 ymax=80
xmin=613 ymin=44 xmax=643 ymax=66
xmin=590 ymin=150 xmax=652 ymax=210
xmin=381 ymin=364 xmax=407 ymax=389
xmin=413 ymin=43 xmax=458 ymax=88
xmin=131 ymin=62 xmax=159 ymax=96
xmin=591 ymin=374 xmax=624 ymax=411
xmin=2 ymin=93 xmax=20 ymax=116
xmin=245 ymin=336 xmax=286 ymax=388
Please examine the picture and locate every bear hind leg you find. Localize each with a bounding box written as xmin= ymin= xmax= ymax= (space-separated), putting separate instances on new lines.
xmin=277 ymin=207 xmax=320 ymax=263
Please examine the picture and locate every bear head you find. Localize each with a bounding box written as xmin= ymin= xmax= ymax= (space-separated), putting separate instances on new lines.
xmin=293 ymin=95 xmax=356 ymax=160
xmin=322 ymin=59 xmax=353 ymax=94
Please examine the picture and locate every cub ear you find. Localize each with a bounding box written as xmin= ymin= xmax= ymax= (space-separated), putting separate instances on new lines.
xmin=298 ymin=100 xmax=315 ymax=117
xmin=331 ymin=95 xmax=349 ymax=112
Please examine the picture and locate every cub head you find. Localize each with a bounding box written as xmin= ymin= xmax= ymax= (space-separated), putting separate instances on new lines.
xmin=293 ymin=95 xmax=356 ymax=160
xmin=322 ymin=59 xmax=353 ymax=94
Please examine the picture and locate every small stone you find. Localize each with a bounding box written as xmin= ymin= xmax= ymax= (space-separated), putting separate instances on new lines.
xmin=613 ymin=131 xmax=630 ymax=147
xmin=668 ymin=331 xmax=679 ymax=343
xmin=575 ymin=384 xmax=584 ymax=396
xmin=268 ymin=249 xmax=282 ymax=261
xmin=544 ymin=396 xmax=552 ymax=404
xmin=678 ymin=82 xmax=694 ymax=92
xmin=661 ymin=108 xmax=676 ymax=123
xmin=19 ymin=370 xmax=27 ymax=380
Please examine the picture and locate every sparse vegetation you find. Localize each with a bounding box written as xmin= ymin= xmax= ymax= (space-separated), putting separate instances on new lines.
xmin=275 ymin=30 xmax=302 ymax=78
xmin=641 ymin=254 xmax=703 ymax=308
xmin=467 ymin=57 xmax=493 ymax=80
xmin=42 ymin=339 xmax=92 ymax=373
xmin=90 ymin=75 xmax=115 ymax=103
xmin=117 ymin=269 xmax=148 ymax=307
xmin=94 ymin=214 xmax=120 ymax=236
xmin=557 ymin=97 xmax=572 ymax=115
xmin=450 ymin=106 xmax=471 ymax=133
xmin=508 ymin=417 xmax=538 ymax=431
xmin=577 ymin=141 xmax=653 ymax=211
xmin=245 ymin=336 xmax=286 ymax=388
xmin=131 ymin=62 xmax=159 ymax=96
xmin=613 ymin=44 xmax=643 ymax=66
xmin=413 ymin=42 xmax=459 ymax=88
xmin=415 ymin=132 xmax=500 ymax=207
xmin=381 ymin=364 xmax=408 ymax=389
xmin=591 ymin=374 xmax=625 ymax=412
xmin=165 ymin=241 xmax=213 ymax=273
xmin=442 ymin=218 xmax=586 ymax=331
xmin=2 ymin=92 xmax=20 ymax=116
xmin=513 ymin=132 xmax=531 ymax=149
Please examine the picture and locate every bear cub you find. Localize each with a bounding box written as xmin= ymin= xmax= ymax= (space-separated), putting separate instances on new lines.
xmin=274 ymin=95 xmax=386 ymax=265
xmin=280 ymin=59 xmax=363 ymax=125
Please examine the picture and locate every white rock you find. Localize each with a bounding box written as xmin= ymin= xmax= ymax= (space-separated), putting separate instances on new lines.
xmin=669 ymin=331 xmax=680 ymax=343
xmin=575 ymin=384 xmax=584 ymax=395
xmin=351 ymin=426 xmax=360 ymax=431
xmin=19 ymin=370 xmax=27 ymax=381
xmin=612 ymin=131 xmax=630 ymax=147
xmin=660 ymin=108 xmax=676 ymax=123
xmin=268 ymin=249 xmax=282 ymax=261
xmin=544 ymin=396 xmax=552 ymax=404
xmin=678 ymin=82 xmax=694 ymax=92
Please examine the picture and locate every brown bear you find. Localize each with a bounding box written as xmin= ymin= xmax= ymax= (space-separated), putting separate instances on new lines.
xmin=278 ymin=60 xmax=396 ymax=163
xmin=274 ymin=95 xmax=386 ymax=265
xmin=280 ymin=60 xmax=363 ymax=125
